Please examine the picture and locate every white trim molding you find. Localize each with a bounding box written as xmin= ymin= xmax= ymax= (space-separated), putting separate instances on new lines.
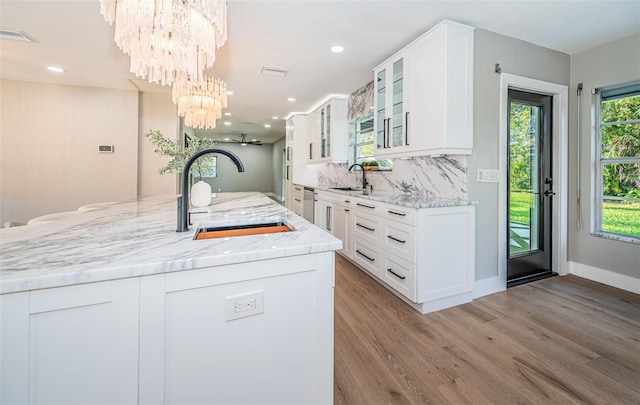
xmin=473 ymin=276 xmax=506 ymax=299
xmin=498 ymin=74 xmax=570 ymax=287
xmin=570 ymin=261 xmax=640 ymax=294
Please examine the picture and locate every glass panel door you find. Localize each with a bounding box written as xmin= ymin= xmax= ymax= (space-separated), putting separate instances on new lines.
xmin=391 ymin=58 xmax=404 ymax=148
xmin=320 ymin=107 xmax=326 ymax=158
xmin=376 ymin=69 xmax=386 ymax=150
xmin=507 ymin=90 xmax=553 ymax=286
xmin=326 ymin=104 xmax=331 ymax=158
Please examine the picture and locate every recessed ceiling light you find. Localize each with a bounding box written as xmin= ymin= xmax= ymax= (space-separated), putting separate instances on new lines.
xmin=272 ymin=116 xmax=278 ymax=120
xmin=227 ymin=91 xmax=234 ymax=95
xmin=224 ymin=138 xmax=230 ymax=141
xmin=264 ymin=124 xmax=271 ymax=128
xmin=224 ymin=121 xmax=231 ymax=126
xmin=224 ymin=112 xmax=231 ymax=116
xmin=47 ymin=66 xmax=65 ymax=73
xmin=331 ymin=45 xmax=344 ymax=53
xmin=252 ymin=139 xmax=258 ymax=142
xmin=288 ymin=97 xmax=296 ymax=102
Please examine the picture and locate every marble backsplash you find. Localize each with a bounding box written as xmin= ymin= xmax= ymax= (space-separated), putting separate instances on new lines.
xmin=317 ymin=155 xmax=468 ymax=200
xmin=347 ymin=80 xmax=374 ymax=122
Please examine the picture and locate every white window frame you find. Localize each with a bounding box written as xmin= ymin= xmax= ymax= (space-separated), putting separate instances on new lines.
xmin=353 ymin=115 xmax=374 ymax=164
xmin=592 ymin=81 xmax=640 ymax=242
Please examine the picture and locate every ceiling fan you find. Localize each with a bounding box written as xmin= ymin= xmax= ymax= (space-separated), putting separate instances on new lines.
xmin=233 ymin=133 xmax=262 ymax=146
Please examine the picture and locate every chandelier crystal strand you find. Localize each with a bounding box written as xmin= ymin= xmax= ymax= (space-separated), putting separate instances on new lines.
xmin=172 ymin=76 xmax=228 ymax=129
xmin=99 ymin=0 xmax=227 ymax=86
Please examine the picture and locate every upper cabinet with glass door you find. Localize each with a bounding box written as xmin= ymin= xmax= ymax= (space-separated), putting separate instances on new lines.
xmin=307 ymin=98 xmax=348 ymax=164
xmin=375 ymin=58 xmax=406 ymax=156
xmin=373 ymin=20 xmax=474 ymax=158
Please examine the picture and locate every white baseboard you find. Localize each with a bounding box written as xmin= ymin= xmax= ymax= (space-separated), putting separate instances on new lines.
xmin=473 ymin=275 xmax=505 ymax=299
xmin=569 ymin=261 xmax=640 ymax=294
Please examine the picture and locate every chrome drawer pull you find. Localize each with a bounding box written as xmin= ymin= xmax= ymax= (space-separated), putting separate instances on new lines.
xmin=356 ymin=250 xmax=375 ymax=262
xmin=387 ymin=235 xmax=406 ymax=244
xmin=387 ymin=268 xmax=406 ymax=280
xmin=356 ymin=223 xmax=375 ymax=232
xmin=387 ymin=210 xmax=407 ymax=217
xmin=356 ymin=203 xmax=376 ymax=209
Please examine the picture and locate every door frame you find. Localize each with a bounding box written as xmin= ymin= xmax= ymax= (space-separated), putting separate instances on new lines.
xmin=498 ymin=74 xmax=569 ymax=287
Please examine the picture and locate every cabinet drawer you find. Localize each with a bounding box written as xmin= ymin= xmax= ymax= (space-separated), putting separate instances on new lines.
xmin=381 ymin=204 xmax=416 ymax=225
xmin=382 ymin=253 xmax=416 ymax=301
xmin=352 ymin=198 xmax=379 ymax=213
xmin=352 ymin=239 xmax=380 ymax=277
xmin=352 ymin=212 xmax=380 ymax=245
xmin=383 ymin=221 xmax=416 ymax=263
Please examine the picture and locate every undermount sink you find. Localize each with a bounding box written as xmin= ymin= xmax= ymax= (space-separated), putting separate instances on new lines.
xmin=330 ymin=187 xmax=361 ymax=191
xmin=193 ymin=217 xmax=292 ymax=240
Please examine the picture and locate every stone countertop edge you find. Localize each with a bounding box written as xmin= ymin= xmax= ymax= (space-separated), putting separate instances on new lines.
xmin=0 ymin=192 xmax=341 ymax=295
xmin=318 ymin=187 xmax=478 ymax=208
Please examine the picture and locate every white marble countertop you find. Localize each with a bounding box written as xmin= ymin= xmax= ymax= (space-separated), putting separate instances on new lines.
xmin=318 ymin=188 xmax=477 ymax=209
xmin=0 ymin=192 xmax=341 ymax=294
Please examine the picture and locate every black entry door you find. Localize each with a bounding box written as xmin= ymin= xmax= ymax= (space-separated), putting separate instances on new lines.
xmin=507 ymin=90 xmax=554 ymax=287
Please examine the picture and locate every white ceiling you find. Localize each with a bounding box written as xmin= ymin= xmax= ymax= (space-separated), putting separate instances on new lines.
xmin=1 ymin=0 xmax=639 ymax=143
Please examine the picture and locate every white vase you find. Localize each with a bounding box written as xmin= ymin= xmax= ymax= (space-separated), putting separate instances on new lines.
xmin=191 ymin=181 xmax=212 ymax=207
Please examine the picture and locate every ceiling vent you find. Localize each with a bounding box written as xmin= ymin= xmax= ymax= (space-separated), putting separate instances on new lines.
xmin=0 ymin=27 xmax=32 ymax=42
xmin=261 ymin=66 xmax=288 ymax=77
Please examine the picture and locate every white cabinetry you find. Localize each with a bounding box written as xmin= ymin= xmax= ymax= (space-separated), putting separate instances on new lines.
xmin=315 ymin=190 xmax=352 ymax=257
xmin=289 ymin=114 xmax=318 ymax=188
xmin=290 ymin=184 xmax=304 ymax=216
xmin=307 ymin=98 xmax=348 ymax=164
xmin=1 ymin=279 xmax=140 ymax=405
xmin=1 ymin=254 xmax=335 ymax=405
xmin=138 ymin=253 xmax=334 ymax=405
xmin=373 ymin=20 xmax=474 ymax=158
xmin=342 ymin=192 xmax=475 ymax=313
xmin=285 ymin=119 xmax=294 ymax=209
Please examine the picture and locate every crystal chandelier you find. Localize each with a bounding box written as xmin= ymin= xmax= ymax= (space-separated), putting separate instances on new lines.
xmin=172 ymin=76 xmax=228 ymax=129
xmin=99 ymin=0 xmax=227 ymax=86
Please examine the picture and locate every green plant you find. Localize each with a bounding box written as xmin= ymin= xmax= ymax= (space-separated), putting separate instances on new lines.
xmin=145 ymin=130 xmax=218 ymax=180
xmin=362 ymin=160 xmax=379 ymax=166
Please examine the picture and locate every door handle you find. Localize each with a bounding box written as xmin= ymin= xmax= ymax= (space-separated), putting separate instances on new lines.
xmin=544 ymin=190 xmax=556 ymax=197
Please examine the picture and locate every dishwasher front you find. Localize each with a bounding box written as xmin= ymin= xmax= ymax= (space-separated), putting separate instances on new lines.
xmin=303 ymin=187 xmax=315 ymax=223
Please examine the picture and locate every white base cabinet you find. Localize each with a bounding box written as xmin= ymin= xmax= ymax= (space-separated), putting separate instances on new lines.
xmin=290 ymin=184 xmax=305 ymax=216
xmin=333 ymin=192 xmax=475 ymax=314
xmin=1 ymin=279 xmax=140 ymax=405
xmin=1 ymin=254 xmax=335 ymax=405
xmin=315 ymin=190 xmax=352 ymax=258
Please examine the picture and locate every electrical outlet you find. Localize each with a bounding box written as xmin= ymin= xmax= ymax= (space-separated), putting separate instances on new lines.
xmin=233 ymin=298 xmax=256 ymax=313
xmin=225 ymin=290 xmax=264 ymax=321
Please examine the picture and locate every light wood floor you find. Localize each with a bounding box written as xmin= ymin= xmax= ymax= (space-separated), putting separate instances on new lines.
xmin=333 ymin=254 xmax=640 ymax=404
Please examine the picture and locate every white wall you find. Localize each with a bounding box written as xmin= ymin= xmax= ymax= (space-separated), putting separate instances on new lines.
xmin=138 ymin=92 xmax=180 ymax=197
xmin=469 ymin=29 xmax=571 ymax=281
xmin=201 ymin=143 xmax=276 ymax=194
xmin=569 ymin=33 xmax=640 ymax=279
xmin=0 ymin=80 xmax=138 ymax=224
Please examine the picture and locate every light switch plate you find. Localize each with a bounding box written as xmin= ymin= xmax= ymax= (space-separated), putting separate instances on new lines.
xmin=477 ymin=169 xmax=499 ymax=183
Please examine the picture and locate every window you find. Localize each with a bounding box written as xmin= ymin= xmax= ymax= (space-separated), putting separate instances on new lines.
xmin=595 ymin=82 xmax=640 ymax=239
xmin=353 ymin=115 xmax=374 ymax=164
xmin=199 ymin=156 xmax=217 ymax=178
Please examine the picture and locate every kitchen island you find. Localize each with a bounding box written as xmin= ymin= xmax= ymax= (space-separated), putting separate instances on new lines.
xmin=0 ymin=192 xmax=340 ymax=404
